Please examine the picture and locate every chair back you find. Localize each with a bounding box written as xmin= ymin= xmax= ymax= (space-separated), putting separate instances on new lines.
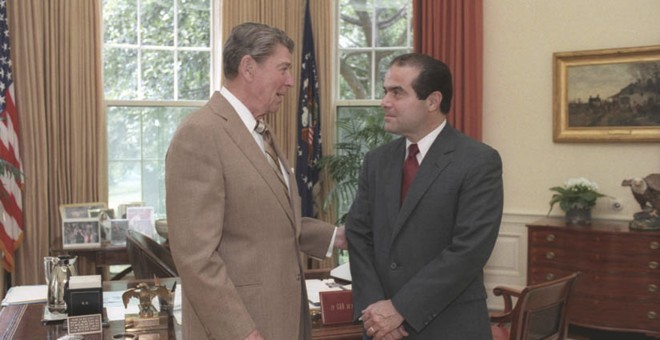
xmin=509 ymin=272 xmax=580 ymax=340
xmin=126 ymin=229 xmax=178 ymax=279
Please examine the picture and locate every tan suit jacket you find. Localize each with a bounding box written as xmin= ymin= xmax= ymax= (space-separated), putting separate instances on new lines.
xmin=166 ymin=91 xmax=335 ymax=339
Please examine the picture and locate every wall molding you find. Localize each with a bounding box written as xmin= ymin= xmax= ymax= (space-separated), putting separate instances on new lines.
xmin=485 ymin=212 xmax=543 ymax=310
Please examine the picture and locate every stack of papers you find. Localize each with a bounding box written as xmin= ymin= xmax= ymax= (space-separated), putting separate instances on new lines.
xmin=330 ymin=262 xmax=352 ymax=282
xmin=1 ymin=285 xmax=48 ymax=306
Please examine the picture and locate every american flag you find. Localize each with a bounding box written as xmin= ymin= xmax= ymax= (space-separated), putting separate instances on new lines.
xmin=295 ymin=0 xmax=322 ymax=218
xmin=0 ymin=2 xmax=24 ymax=273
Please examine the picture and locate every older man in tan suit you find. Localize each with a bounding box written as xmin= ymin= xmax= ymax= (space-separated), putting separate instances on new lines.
xmin=166 ymin=22 xmax=345 ymax=340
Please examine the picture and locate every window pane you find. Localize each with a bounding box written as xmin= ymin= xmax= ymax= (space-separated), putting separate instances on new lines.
xmin=107 ymin=106 xmax=142 ymax=160
xmin=103 ymin=0 xmax=137 ymax=44
xmin=108 ymin=106 xmax=194 ymax=217
xmin=177 ymin=0 xmax=211 ymax=47
xmin=142 ymin=50 xmax=175 ymax=100
xmin=108 ymin=160 xmax=142 ymax=209
xmin=104 ymin=47 xmax=138 ymax=100
xmin=339 ymin=51 xmax=371 ymax=100
xmin=142 ymin=107 xmax=191 ymax=157
xmin=141 ymin=0 xmax=174 ymax=46
xmin=142 ymin=160 xmax=166 ymax=218
xmin=375 ymin=0 xmax=410 ymax=47
xmin=178 ymin=51 xmax=211 ymax=100
xmin=338 ymin=0 xmax=372 ymax=48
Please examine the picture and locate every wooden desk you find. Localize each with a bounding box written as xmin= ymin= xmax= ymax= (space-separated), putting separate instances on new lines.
xmin=0 ymin=277 xmax=362 ymax=339
xmin=527 ymin=218 xmax=660 ymax=336
xmin=0 ymin=278 xmax=179 ymax=340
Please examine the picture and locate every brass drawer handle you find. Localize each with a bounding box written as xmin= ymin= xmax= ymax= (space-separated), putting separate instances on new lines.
xmin=545 ymin=273 xmax=555 ymax=281
xmin=546 ymin=234 xmax=556 ymax=242
xmin=648 ymin=311 xmax=657 ymax=320
xmin=650 ymin=261 xmax=659 ymax=270
xmin=651 ymin=241 xmax=660 ymax=250
xmin=545 ymin=252 xmax=556 ymax=259
xmin=649 ymin=284 xmax=658 ymax=293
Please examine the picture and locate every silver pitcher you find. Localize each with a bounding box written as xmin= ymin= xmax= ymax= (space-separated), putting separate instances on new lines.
xmin=44 ymin=255 xmax=77 ymax=313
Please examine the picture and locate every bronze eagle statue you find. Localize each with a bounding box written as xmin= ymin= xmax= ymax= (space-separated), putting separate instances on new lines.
xmin=122 ymin=282 xmax=172 ymax=318
xmin=622 ymin=173 xmax=660 ymax=215
xmin=622 ymin=173 xmax=660 ymax=231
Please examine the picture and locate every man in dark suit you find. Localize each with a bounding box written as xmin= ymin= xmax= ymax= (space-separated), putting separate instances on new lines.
xmin=346 ymin=53 xmax=503 ymax=340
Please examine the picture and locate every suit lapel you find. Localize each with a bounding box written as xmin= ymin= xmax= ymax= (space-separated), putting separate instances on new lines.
xmin=391 ymin=126 xmax=457 ymax=241
xmin=208 ymin=93 xmax=296 ymax=226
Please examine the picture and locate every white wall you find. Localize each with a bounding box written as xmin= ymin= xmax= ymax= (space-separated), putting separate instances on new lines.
xmin=482 ymin=0 xmax=660 ymax=307
xmin=484 ymin=0 xmax=659 ymax=219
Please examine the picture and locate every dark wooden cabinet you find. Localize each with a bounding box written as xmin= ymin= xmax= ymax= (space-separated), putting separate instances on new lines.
xmin=527 ymin=218 xmax=660 ymax=336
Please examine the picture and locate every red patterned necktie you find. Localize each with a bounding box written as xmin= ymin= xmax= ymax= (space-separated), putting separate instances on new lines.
xmin=255 ymin=120 xmax=288 ymax=195
xmin=401 ymin=143 xmax=419 ymax=204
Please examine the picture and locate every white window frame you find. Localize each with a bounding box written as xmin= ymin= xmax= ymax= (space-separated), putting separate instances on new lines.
xmin=104 ymin=0 xmax=223 ymax=216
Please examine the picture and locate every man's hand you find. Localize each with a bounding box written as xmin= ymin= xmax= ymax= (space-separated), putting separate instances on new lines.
xmin=244 ymin=329 xmax=264 ymax=340
xmin=334 ymin=225 xmax=348 ymax=250
xmin=361 ymin=300 xmax=407 ymax=340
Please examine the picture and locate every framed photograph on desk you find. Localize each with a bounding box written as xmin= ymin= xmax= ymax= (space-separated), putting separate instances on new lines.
xmin=60 ymin=202 xmax=107 ymax=220
xmin=110 ymin=219 xmax=129 ymax=246
xmin=62 ymin=218 xmax=102 ymax=249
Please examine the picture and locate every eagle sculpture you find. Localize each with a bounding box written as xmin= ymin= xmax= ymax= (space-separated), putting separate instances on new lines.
xmin=622 ymin=173 xmax=660 ymax=214
xmin=622 ymin=173 xmax=660 ymax=230
xmin=122 ymin=282 xmax=172 ymax=318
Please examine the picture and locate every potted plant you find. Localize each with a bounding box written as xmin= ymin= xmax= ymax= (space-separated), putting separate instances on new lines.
xmin=548 ymin=177 xmax=606 ymax=225
xmin=319 ymin=109 xmax=393 ymax=265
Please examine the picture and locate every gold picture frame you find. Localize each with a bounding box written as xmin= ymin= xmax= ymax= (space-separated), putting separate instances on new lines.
xmin=553 ymin=45 xmax=660 ymax=142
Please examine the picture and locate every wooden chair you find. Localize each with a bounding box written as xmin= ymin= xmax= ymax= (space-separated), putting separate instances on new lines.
xmin=490 ymin=272 xmax=580 ymax=340
xmin=126 ymin=229 xmax=178 ymax=279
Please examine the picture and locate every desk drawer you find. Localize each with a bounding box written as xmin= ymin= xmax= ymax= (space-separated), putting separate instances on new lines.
xmin=569 ymin=296 xmax=660 ymax=333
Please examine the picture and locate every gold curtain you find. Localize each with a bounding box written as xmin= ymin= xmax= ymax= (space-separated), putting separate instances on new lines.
xmin=6 ymin=0 xmax=106 ymax=287
xmin=222 ymin=0 xmax=336 ymax=268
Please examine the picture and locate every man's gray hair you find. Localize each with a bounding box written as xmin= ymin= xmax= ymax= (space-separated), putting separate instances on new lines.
xmin=223 ymin=22 xmax=294 ymax=80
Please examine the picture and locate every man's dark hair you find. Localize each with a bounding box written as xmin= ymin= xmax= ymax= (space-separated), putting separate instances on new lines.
xmin=223 ymin=22 xmax=294 ymax=80
xmin=389 ymin=53 xmax=453 ymax=114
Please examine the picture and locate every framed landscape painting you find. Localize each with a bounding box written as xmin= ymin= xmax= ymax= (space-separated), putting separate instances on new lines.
xmin=553 ymin=45 xmax=660 ymax=142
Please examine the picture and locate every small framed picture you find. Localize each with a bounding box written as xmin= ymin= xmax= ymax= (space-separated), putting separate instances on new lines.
xmin=110 ymin=219 xmax=129 ymax=246
xmin=91 ymin=209 xmax=114 ymax=243
xmin=62 ymin=219 xmax=102 ymax=249
xmin=117 ymin=201 xmax=145 ymax=219
xmin=88 ymin=208 xmax=115 ymax=219
xmin=60 ymin=202 xmax=107 ymax=220
xmin=126 ymin=206 xmax=155 ymax=238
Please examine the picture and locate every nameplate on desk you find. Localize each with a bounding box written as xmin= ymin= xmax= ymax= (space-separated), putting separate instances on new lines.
xmin=67 ymin=314 xmax=102 ymax=335
xmin=319 ymin=290 xmax=353 ymax=325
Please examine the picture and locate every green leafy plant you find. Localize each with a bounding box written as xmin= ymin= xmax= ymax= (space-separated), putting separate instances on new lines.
xmin=548 ymin=177 xmax=606 ymax=214
xmin=319 ymin=108 xmax=394 ymax=224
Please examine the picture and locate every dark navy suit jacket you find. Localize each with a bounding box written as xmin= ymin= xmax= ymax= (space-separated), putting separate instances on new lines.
xmin=347 ymin=124 xmax=503 ymax=339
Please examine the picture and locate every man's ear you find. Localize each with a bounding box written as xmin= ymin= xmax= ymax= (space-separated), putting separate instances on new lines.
xmin=426 ymin=91 xmax=442 ymax=111
xmin=239 ymin=55 xmax=255 ymax=80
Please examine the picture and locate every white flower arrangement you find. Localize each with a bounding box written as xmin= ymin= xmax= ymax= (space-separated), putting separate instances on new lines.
xmin=549 ymin=177 xmax=606 ymax=213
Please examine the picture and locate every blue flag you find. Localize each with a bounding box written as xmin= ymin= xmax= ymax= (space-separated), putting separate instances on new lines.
xmin=296 ymin=0 xmax=322 ymax=218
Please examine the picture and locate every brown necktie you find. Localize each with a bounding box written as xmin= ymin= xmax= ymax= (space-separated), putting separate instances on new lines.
xmin=255 ymin=120 xmax=288 ymax=193
xmin=401 ymin=143 xmax=419 ymax=204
